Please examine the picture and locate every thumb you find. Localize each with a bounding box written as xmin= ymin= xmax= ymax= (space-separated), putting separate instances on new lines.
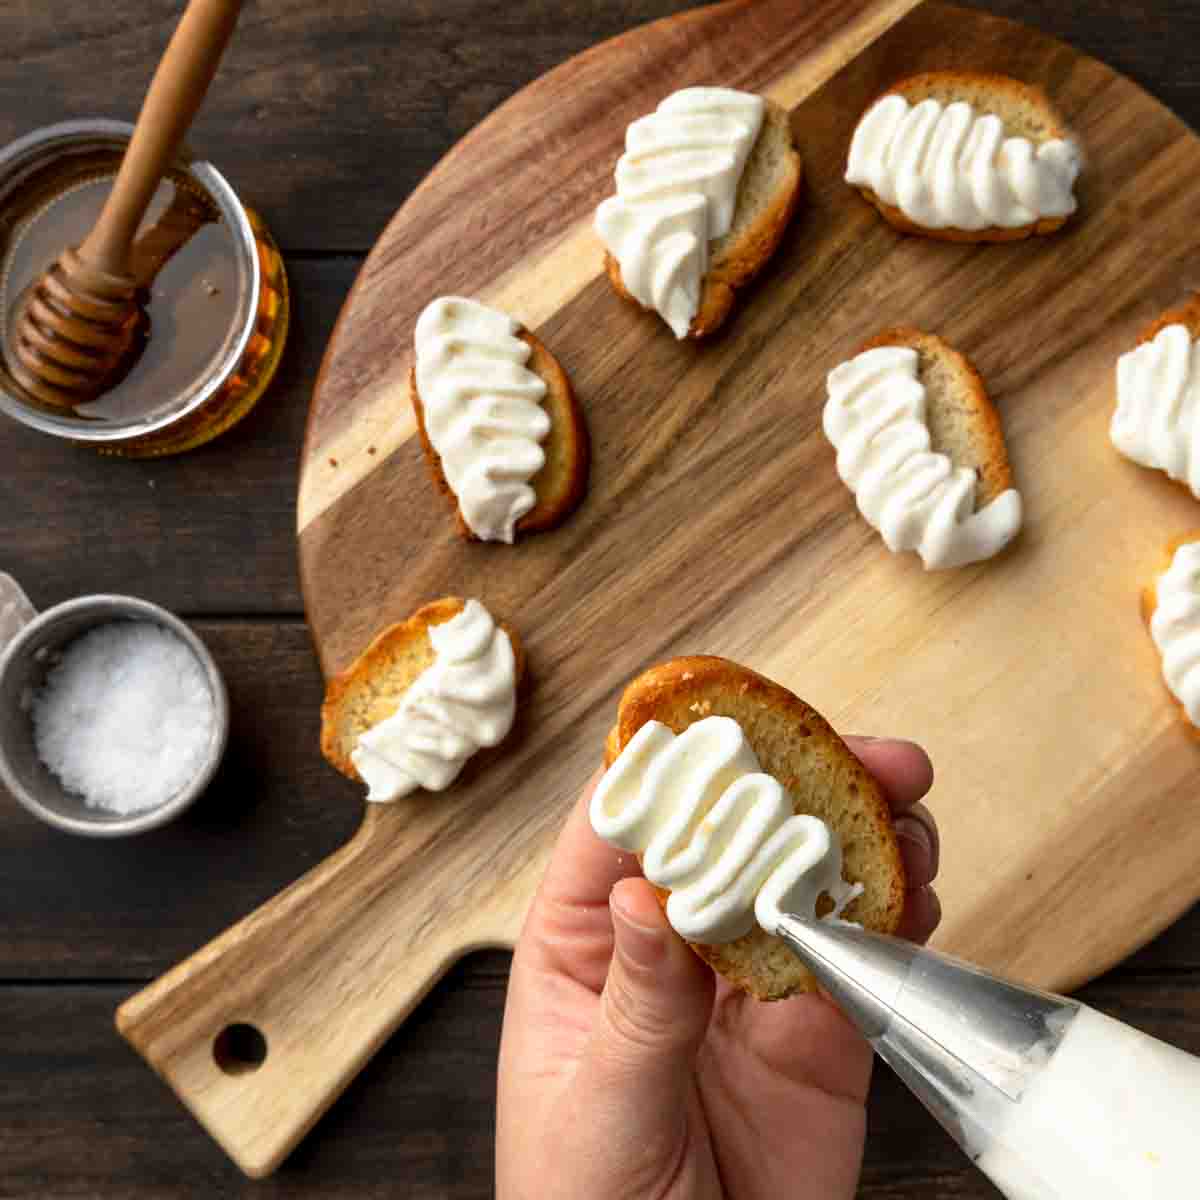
xmin=579 ymin=878 xmax=714 ymax=1119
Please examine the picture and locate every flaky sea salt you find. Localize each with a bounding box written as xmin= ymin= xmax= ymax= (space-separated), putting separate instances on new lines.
xmin=31 ymin=620 xmax=215 ymax=814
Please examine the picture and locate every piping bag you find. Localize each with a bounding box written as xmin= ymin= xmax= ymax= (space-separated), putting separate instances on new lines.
xmin=774 ymin=913 xmax=1200 ymax=1198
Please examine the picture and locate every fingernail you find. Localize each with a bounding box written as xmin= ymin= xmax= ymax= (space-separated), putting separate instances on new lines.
xmin=611 ymin=893 xmax=668 ymax=968
xmin=895 ymin=814 xmax=933 ymax=859
xmin=853 ymin=735 xmax=921 ymax=750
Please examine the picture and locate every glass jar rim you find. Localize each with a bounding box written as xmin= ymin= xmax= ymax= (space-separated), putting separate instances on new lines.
xmin=0 ymin=119 xmax=261 ymax=444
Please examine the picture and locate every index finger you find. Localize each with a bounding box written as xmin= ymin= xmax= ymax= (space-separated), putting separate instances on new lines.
xmin=846 ymin=735 xmax=940 ymax=894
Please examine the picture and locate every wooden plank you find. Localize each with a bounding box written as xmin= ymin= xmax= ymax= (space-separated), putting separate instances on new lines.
xmin=1126 ymin=903 xmax=1200 ymax=970
xmin=4 ymin=0 xmax=1200 ymax=1193
xmin=0 ymin=0 xmax=710 ymax=254
xmin=296 ymin=0 xmax=924 ymax=499
xmin=986 ymin=0 xmax=1200 ymax=116
xmin=2 ymin=612 xmax=1198 ymax=980
xmin=3 ymin=616 xmax=1199 ymax=981
xmin=0 ymin=969 xmax=502 ymax=1198
xmin=0 ymin=258 xmax=356 ymax=617
xmin=111 ymin=0 xmax=1200 ymax=1176
xmin=0 ymin=620 xmax=360 ymax=978
xmin=1 ymin=2 xmax=1197 ymax=254
xmin=2 ymin=969 xmax=1199 ymax=1197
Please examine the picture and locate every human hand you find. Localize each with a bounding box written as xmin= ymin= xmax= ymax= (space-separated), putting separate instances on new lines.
xmin=496 ymin=737 xmax=939 ymax=1200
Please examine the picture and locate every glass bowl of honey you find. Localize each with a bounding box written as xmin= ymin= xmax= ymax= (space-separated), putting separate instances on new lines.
xmin=0 ymin=119 xmax=288 ymax=456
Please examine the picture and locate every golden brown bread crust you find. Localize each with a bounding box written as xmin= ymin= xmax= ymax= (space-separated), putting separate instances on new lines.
xmin=411 ymin=328 xmax=590 ymax=542
xmin=320 ymin=596 xmax=527 ymax=782
xmin=1131 ymin=303 xmax=1200 ymax=738
xmin=1142 ymin=534 xmax=1200 ymax=742
xmin=1135 ymin=292 xmax=1200 ymax=347
xmin=856 ymin=326 xmax=1015 ymax=507
xmin=604 ymin=98 xmax=803 ymax=339
xmin=852 ymin=71 xmax=1076 ymax=243
xmin=854 ymin=191 xmax=1069 ymax=243
xmin=891 ymin=70 xmax=1071 ymax=131
xmin=603 ymin=656 xmax=906 ymax=1000
xmin=1117 ymin=293 xmax=1200 ymax=504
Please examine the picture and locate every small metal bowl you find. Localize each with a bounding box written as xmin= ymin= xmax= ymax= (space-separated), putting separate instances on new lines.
xmin=0 ymin=595 xmax=229 ymax=836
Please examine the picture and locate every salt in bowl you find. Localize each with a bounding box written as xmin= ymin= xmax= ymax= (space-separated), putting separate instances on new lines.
xmin=0 ymin=594 xmax=229 ymax=836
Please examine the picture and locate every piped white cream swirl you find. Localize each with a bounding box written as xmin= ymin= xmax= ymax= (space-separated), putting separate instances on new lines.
xmin=824 ymin=345 xmax=1022 ymax=570
xmin=590 ymin=717 xmax=861 ymax=943
xmin=1111 ymin=323 xmax=1200 ymax=498
xmin=414 ymin=297 xmax=550 ymax=542
xmin=1150 ymin=542 xmax=1200 ymax=728
xmin=352 ymin=599 xmax=516 ymax=802
xmin=595 ymin=87 xmax=765 ymax=338
xmin=845 ymin=93 xmax=1081 ymax=230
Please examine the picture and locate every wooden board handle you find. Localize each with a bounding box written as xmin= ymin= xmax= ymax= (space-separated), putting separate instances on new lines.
xmin=115 ymin=805 xmax=500 ymax=1178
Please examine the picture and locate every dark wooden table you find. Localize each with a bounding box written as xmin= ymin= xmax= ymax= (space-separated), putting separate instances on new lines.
xmin=2 ymin=2 xmax=1198 ymax=1195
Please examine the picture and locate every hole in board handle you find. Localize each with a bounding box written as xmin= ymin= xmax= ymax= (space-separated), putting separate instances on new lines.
xmin=213 ymin=1023 xmax=268 ymax=1075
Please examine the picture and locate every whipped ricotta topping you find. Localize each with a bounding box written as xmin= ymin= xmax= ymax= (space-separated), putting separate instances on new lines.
xmin=824 ymin=345 xmax=1023 ymax=570
xmin=1111 ymin=323 xmax=1200 ymax=498
xmin=414 ymin=297 xmax=550 ymax=542
xmin=351 ymin=599 xmax=516 ymax=802
xmin=590 ymin=716 xmax=861 ymax=944
xmin=845 ymin=93 xmax=1081 ymax=231
xmin=1149 ymin=541 xmax=1200 ymax=728
xmin=594 ymin=87 xmax=765 ymax=338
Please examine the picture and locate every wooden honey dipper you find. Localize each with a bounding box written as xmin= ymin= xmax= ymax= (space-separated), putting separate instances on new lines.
xmin=10 ymin=0 xmax=242 ymax=409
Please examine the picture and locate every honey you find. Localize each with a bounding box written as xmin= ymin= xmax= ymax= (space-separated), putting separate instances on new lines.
xmin=0 ymin=121 xmax=287 ymax=456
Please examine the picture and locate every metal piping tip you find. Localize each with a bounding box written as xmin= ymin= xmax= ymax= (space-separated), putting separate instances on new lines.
xmin=775 ymin=914 xmax=920 ymax=1039
xmin=774 ymin=912 xmax=1077 ymax=1103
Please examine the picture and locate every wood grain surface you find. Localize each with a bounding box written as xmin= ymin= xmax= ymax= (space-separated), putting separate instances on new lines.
xmin=301 ymin=0 xmax=1200 ymax=993
xmin=113 ymin=0 xmax=1200 ymax=1179
xmin=5 ymin=1 xmax=1200 ymax=1196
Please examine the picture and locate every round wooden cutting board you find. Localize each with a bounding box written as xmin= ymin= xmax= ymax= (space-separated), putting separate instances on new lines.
xmin=119 ymin=0 xmax=1200 ymax=1178
xmin=301 ymin=0 xmax=1200 ymax=986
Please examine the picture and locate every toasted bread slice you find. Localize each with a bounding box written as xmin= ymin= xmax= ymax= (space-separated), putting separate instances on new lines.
xmin=1142 ymin=534 xmax=1200 ymax=741
xmin=321 ymin=597 xmax=526 ymax=783
xmin=604 ymin=99 xmax=803 ymax=339
xmin=1112 ymin=294 xmax=1200 ymax=499
xmin=603 ymin=656 xmax=905 ymax=1000
xmin=410 ymin=328 xmax=589 ymax=542
xmin=852 ymin=71 xmax=1078 ymax=243
xmin=858 ymin=326 xmax=1015 ymax=505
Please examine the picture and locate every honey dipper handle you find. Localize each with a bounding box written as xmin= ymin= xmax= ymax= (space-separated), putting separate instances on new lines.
xmin=80 ymin=0 xmax=242 ymax=276
xmin=114 ymin=805 xmax=504 ymax=1179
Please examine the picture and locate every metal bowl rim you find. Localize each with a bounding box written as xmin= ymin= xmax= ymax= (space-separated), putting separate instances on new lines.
xmin=0 ymin=593 xmax=230 ymax=836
